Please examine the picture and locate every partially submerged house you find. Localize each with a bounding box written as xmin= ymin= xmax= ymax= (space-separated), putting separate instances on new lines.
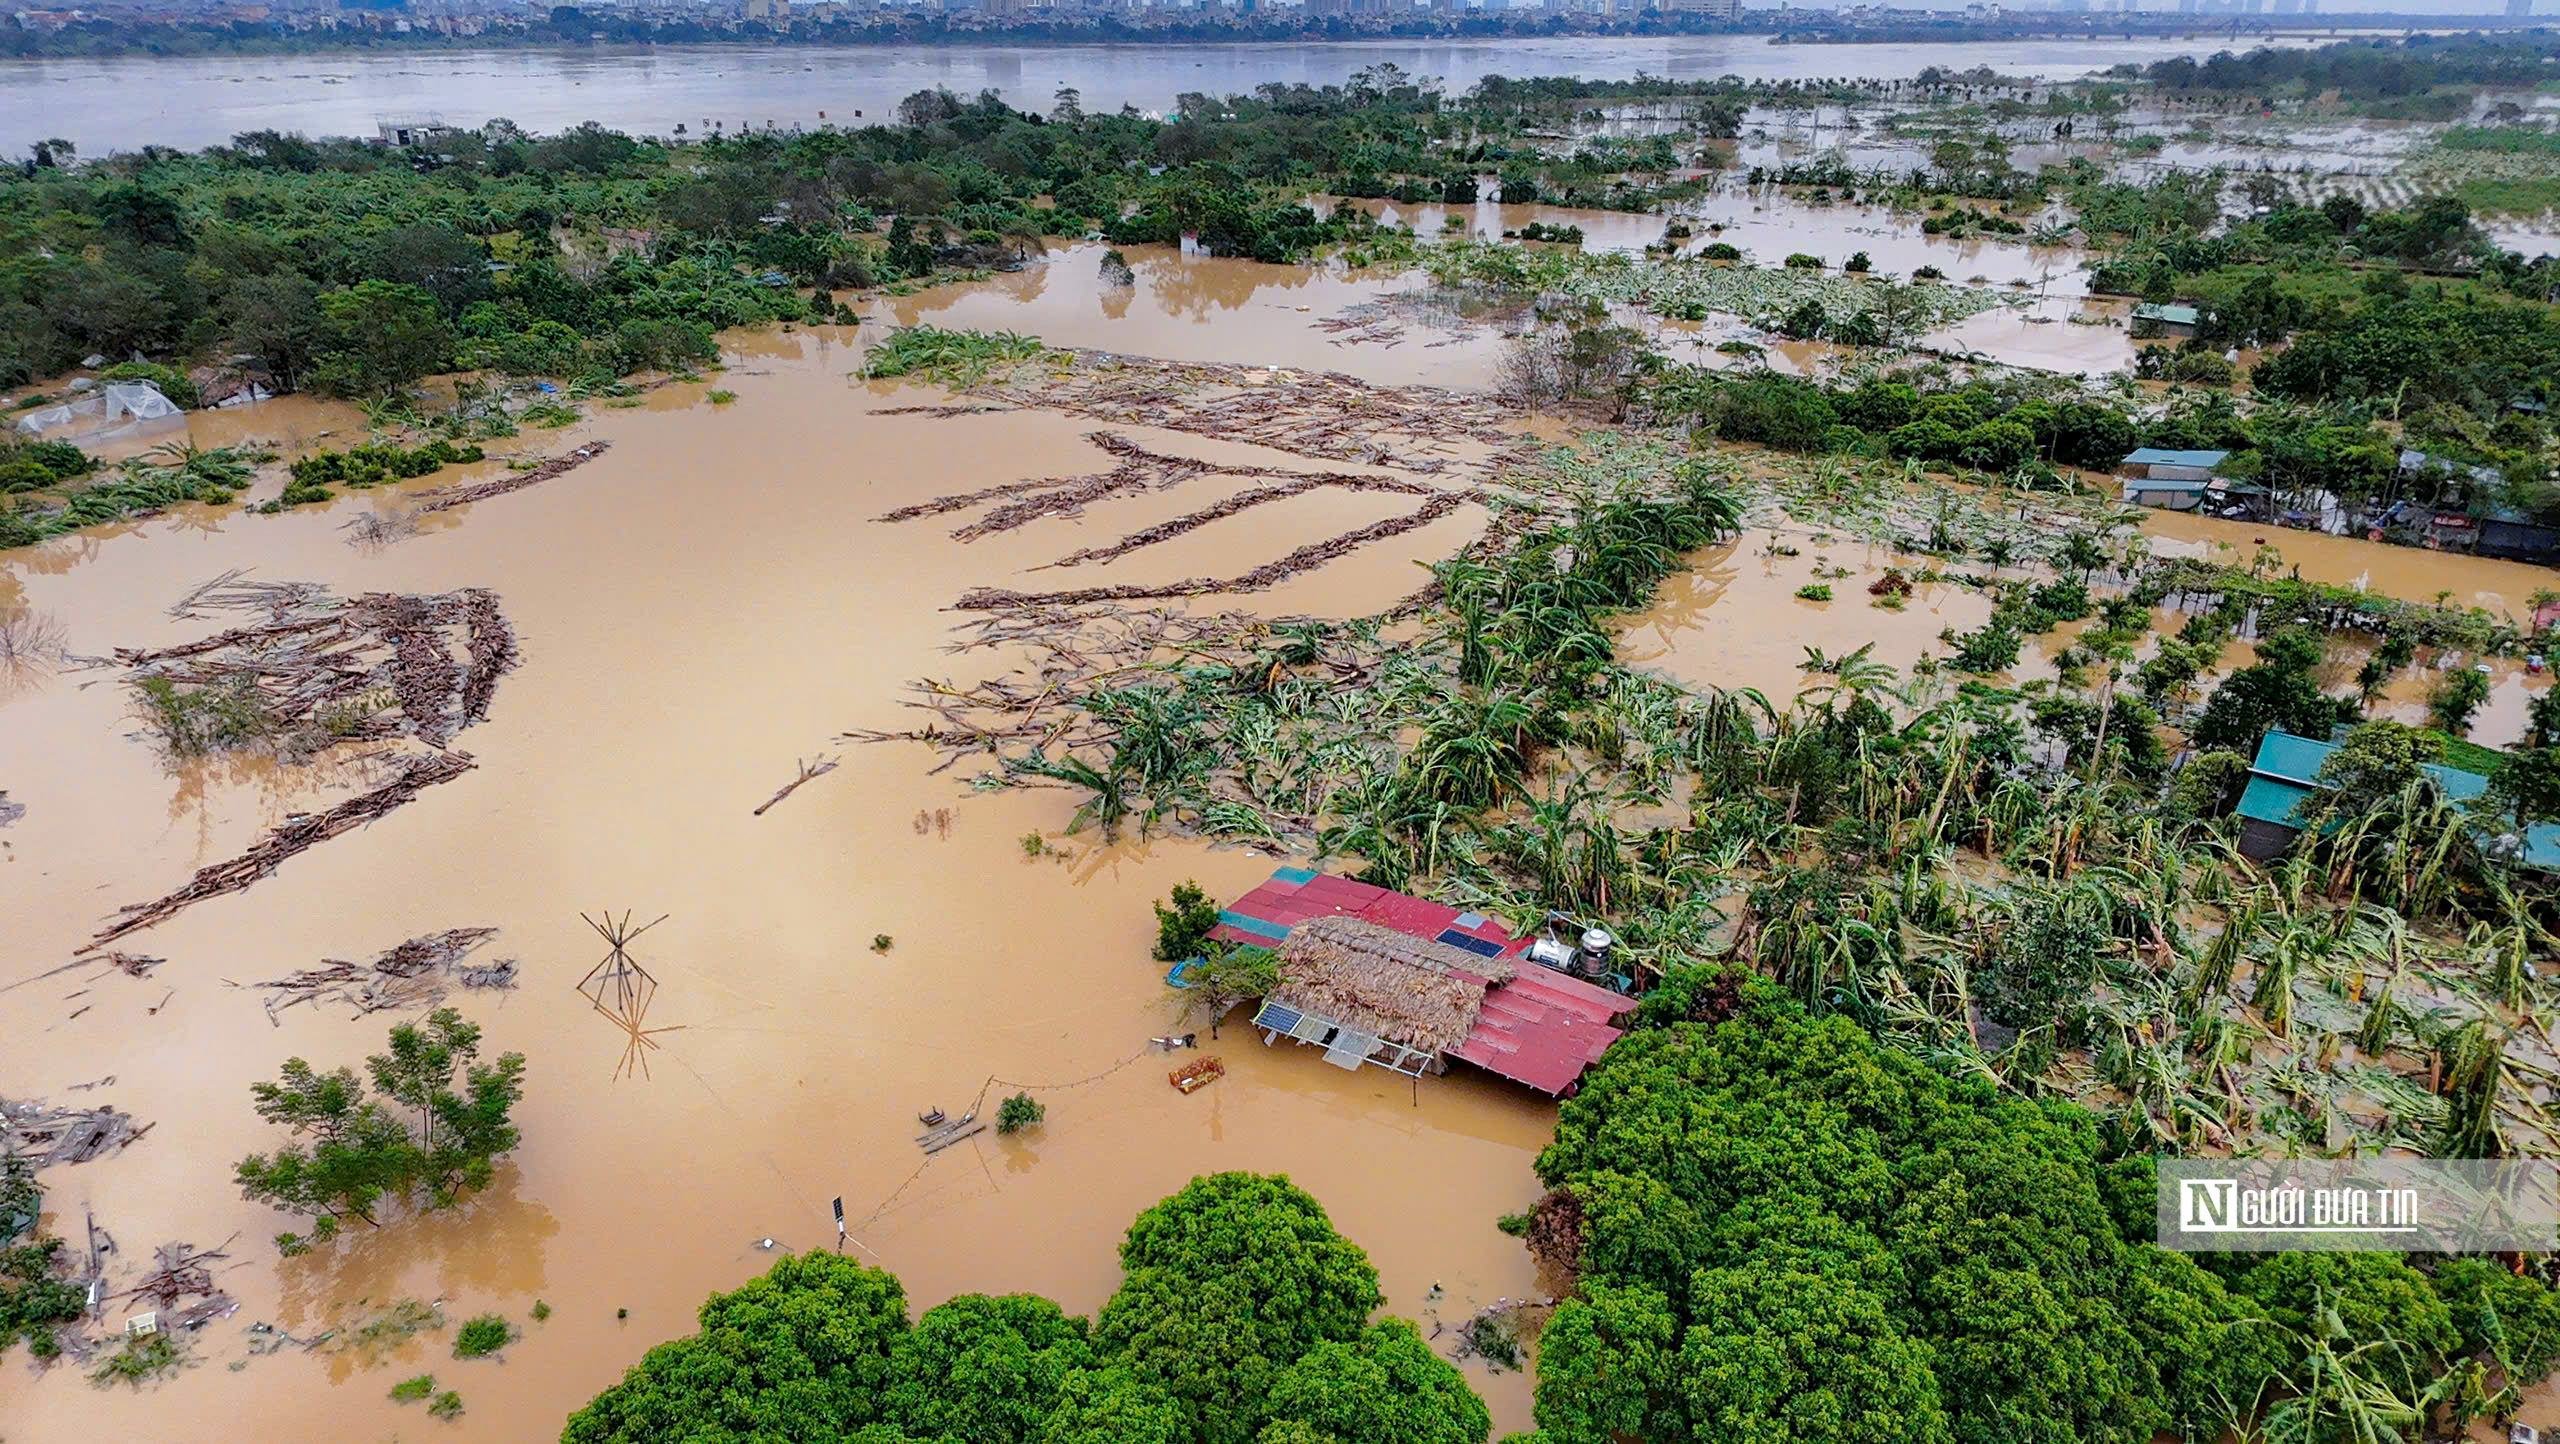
xmin=1214 ymin=869 xmax=1637 ymax=1096
xmin=2393 ymin=450 xmax=2558 ymax=562
xmin=2233 ymin=730 xmax=2560 ymax=869
xmin=2115 ymin=447 xmax=2265 ymax=518
xmin=2130 ymin=302 xmax=2202 ymax=340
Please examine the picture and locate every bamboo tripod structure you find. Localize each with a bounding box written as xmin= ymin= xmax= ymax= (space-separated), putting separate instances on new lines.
xmin=578 ymin=910 xmax=680 ymax=1080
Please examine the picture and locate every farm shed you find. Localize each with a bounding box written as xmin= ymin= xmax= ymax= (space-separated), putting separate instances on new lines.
xmin=1220 ymin=868 xmax=1637 ymax=1096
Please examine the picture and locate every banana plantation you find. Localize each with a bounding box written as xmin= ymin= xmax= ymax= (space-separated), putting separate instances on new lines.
xmin=876 ymin=404 xmax=2560 ymax=1175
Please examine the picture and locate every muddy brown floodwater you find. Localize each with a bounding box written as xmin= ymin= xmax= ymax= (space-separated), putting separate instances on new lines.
xmin=0 ymin=326 xmax=1551 ymax=1440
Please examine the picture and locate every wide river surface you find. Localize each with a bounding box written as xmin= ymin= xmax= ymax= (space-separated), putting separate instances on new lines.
xmin=7 ymin=33 xmax=2304 ymax=152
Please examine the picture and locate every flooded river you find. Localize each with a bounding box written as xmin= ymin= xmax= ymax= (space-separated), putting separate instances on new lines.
xmin=6 ymin=34 xmax=2310 ymax=155
xmin=0 ymin=318 xmax=1544 ymax=1438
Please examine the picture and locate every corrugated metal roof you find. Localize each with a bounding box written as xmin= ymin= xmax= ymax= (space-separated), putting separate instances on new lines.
xmin=2236 ymin=732 xmax=2554 ymax=869
xmin=2133 ymin=302 xmax=2201 ymax=325
xmin=2252 ymin=731 xmax=2334 ymax=784
xmin=1448 ymin=969 xmax=1639 ymax=1096
xmin=2235 ymin=773 xmax=2312 ymax=828
xmin=1212 ymin=867 xmax=1635 ymax=1093
xmin=2123 ymin=447 xmax=2230 ymax=467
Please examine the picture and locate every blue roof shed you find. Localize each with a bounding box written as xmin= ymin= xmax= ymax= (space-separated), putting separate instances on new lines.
xmin=2231 ymin=731 xmax=2560 ymax=870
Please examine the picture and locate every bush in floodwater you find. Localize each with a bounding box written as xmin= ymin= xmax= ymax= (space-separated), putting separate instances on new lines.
xmin=1783 ymin=252 xmax=1824 ymax=270
xmin=1795 ymin=583 xmax=1833 ymax=601
xmin=88 ymin=1331 xmax=181 ymax=1387
xmin=137 ymin=674 xmax=275 ymax=755
xmin=289 ymin=439 xmax=485 ymax=491
xmin=453 ymin=1314 xmax=515 ymax=1359
xmin=859 ymin=325 xmax=1046 ymax=386
xmin=391 ymin=1374 xmax=437 ymax=1402
xmin=1152 ymin=879 xmax=1219 ymax=963
xmin=996 ymin=1092 xmax=1045 ymax=1135
xmin=429 ymin=1390 xmax=465 ymax=1419
xmin=1845 ymin=250 xmax=1873 ymax=273
xmin=1699 ymin=241 xmax=1742 ymax=261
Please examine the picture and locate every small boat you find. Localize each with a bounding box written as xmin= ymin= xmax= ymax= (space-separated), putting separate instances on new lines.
xmin=917 ymin=1106 xmax=945 ymax=1126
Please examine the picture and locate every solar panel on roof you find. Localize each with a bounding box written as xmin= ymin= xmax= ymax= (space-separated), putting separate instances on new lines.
xmin=1251 ymin=1001 xmax=1303 ymax=1035
xmin=1435 ymin=929 xmax=1507 ymax=959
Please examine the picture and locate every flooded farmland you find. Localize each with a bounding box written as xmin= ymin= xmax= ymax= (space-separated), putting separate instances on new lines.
xmin=7 ymin=163 xmax=2560 ymax=1444
xmin=0 ymin=319 xmax=1551 ymax=1440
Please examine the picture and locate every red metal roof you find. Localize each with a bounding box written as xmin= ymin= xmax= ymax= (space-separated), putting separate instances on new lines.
xmin=1214 ymin=868 xmax=1635 ymax=1095
xmin=1449 ymin=969 xmax=1638 ymax=1096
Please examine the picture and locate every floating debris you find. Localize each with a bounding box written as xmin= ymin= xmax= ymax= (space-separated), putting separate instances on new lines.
xmin=954 ymin=491 xmax=1476 ymax=610
xmin=941 ymin=351 xmax=1520 ymax=471
xmin=114 ymin=580 xmax=520 ymax=752
xmin=413 ymin=440 xmax=612 ymax=516
xmin=121 ymin=1239 xmax=236 ymax=1313
xmin=752 ymin=755 xmax=839 ymax=817
xmin=917 ymin=1112 xmax=984 ymax=1154
xmin=250 ymin=928 xmax=504 ymax=1023
xmin=2 ymin=1097 xmax=144 ymax=1168
xmin=82 ymin=751 xmax=478 ymax=952
xmin=1170 ymin=1058 xmax=1225 ymax=1094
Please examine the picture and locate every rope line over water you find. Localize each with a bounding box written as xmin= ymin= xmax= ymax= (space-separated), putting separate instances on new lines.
xmin=850 ymin=1046 xmax=1154 ymax=1235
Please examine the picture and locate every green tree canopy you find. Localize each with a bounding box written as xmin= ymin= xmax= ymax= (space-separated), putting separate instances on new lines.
xmin=564 ymin=1253 xmax=910 ymax=1444
xmin=566 ymin=1174 xmax=1476 ymax=1444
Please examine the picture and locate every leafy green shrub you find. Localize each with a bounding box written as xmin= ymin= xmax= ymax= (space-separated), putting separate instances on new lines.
xmin=1947 ymin=618 xmax=2025 ymax=673
xmin=0 ymin=460 xmax=53 ymax=493
xmin=428 ymin=1390 xmax=464 ymax=1419
xmin=515 ymin=400 xmax=578 ymax=428
xmin=136 ymin=674 xmax=274 ymax=754
xmin=1783 ymin=252 xmax=1824 ymax=269
xmin=453 ymin=1313 xmax=515 ymax=1359
xmin=861 ymin=325 xmax=1045 ymax=385
xmin=3 ymin=1159 xmax=85 ymax=1361
xmin=996 ymin=1092 xmax=1045 ymax=1135
xmin=16 ymin=441 xmax=91 ymax=478
xmin=1795 ymin=583 xmax=1833 ymax=601
xmin=88 ymin=1331 xmax=181 ymax=1387
xmin=1844 ymin=250 xmax=1873 ymax=272
xmin=1151 ymin=880 xmax=1220 ymax=962
xmin=1700 ymin=242 xmax=1743 ymax=261
xmin=289 ymin=439 xmax=484 ymax=491
xmin=390 ymin=1373 xmax=437 ymax=1402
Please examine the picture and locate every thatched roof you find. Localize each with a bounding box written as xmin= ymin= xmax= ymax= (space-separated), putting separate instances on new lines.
xmin=1268 ymin=916 xmax=1505 ymax=1055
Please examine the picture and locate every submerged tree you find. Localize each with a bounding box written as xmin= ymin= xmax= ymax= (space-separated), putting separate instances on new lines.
xmin=234 ymin=1007 xmax=526 ymax=1252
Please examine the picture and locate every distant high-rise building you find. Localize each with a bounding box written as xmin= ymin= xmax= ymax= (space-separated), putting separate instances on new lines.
xmin=2507 ymin=0 xmax=2532 ymax=18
